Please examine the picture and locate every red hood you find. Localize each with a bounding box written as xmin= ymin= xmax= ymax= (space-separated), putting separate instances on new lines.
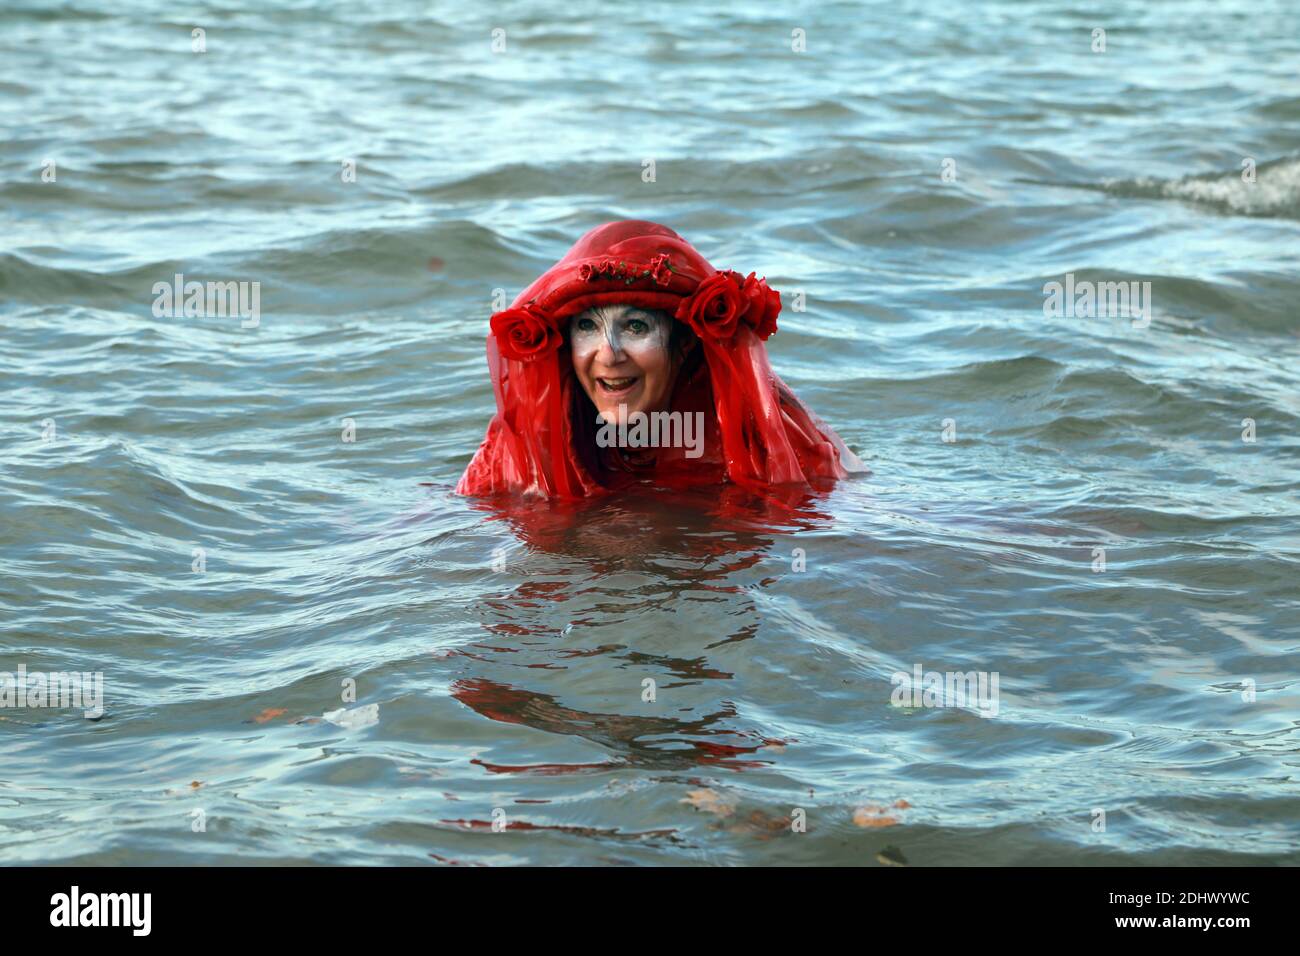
xmin=456 ymin=220 xmax=865 ymax=499
xmin=511 ymin=220 xmax=714 ymax=321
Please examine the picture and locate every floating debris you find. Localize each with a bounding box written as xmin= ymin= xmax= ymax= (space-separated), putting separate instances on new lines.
xmin=322 ymin=703 xmax=379 ymax=729
xmin=682 ymin=788 xmax=736 ymax=817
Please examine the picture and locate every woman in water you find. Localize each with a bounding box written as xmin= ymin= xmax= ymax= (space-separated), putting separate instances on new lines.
xmin=457 ymin=220 xmax=865 ymax=498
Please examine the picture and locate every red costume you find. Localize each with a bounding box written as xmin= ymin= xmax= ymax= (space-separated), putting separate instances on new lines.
xmin=456 ymin=220 xmax=864 ymax=498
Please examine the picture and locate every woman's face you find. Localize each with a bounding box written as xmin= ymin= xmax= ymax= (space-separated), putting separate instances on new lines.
xmin=570 ymin=306 xmax=678 ymax=422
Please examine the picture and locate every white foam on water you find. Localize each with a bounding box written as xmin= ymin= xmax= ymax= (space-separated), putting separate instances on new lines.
xmin=1105 ymin=157 xmax=1300 ymax=217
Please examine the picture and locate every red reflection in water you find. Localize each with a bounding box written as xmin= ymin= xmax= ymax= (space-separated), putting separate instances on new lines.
xmin=440 ymin=478 xmax=844 ymax=781
xmin=452 ymin=678 xmax=775 ymax=772
xmin=466 ymin=480 xmax=836 ymax=577
xmin=439 ymin=818 xmax=679 ymax=842
xmin=472 ymin=759 xmax=623 ymax=775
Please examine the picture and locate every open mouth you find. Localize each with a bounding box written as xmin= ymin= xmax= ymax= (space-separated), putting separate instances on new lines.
xmin=596 ymin=376 xmax=639 ymax=394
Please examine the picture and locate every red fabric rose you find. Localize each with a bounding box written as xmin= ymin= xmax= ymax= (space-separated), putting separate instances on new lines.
xmin=740 ymin=272 xmax=780 ymax=340
xmin=490 ymin=306 xmax=560 ymax=362
xmin=675 ymin=270 xmax=747 ymax=341
xmin=648 ymin=253 xmax=672 ymax=286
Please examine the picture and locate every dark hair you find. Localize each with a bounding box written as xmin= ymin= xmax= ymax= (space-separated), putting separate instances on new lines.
xmin=664 ymin=311 xmax=686 ymax=350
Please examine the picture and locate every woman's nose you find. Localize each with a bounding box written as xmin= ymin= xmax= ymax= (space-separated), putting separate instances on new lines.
xmin=595 ymin=331 xmax=625 ymax=364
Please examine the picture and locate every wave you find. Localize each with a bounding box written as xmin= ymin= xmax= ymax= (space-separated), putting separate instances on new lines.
xmin=1101 ymin=156 xmax=1300 ymax=219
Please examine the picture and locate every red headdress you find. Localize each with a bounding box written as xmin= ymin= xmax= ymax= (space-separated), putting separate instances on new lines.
xmin=456 ymin=220 xmax=864 ymax=498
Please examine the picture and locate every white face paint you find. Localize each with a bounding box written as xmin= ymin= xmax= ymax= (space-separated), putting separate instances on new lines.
xmin=569 ymin=305 xmax=671 ymax=361
xmin=569 ymin=305 xmax=679 ymax=423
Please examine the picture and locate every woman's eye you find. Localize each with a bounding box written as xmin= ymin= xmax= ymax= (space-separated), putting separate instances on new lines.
xmin=626 ymin=320 xmax=649 ymax=335
xmin=576 ymin=318 xmax=597 ymax=332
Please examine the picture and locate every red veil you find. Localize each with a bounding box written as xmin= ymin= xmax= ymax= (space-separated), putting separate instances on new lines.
xmin=456 ymin=220 xmax=865 ymax=499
